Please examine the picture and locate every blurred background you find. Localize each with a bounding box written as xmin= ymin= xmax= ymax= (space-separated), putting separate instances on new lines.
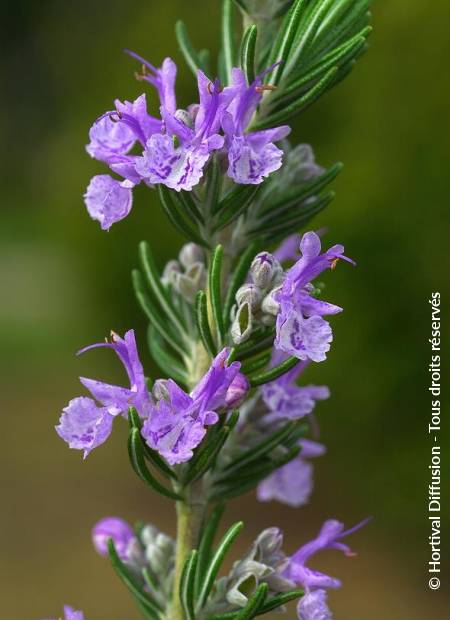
xmin=1 ymin=0 xmax=449 ymax=617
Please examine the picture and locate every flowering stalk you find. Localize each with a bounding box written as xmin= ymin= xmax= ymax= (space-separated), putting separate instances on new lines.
xmin=50 ymin=2 xmax=373 ymax=619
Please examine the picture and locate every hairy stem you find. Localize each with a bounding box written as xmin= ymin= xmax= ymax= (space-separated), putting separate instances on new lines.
xmin=170 ymin=485 xmax=206 ymax=620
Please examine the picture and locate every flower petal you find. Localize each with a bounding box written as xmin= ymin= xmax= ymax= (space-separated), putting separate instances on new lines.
xmin=84 ymin=174 xmax=133 ymax=230
xmin=56 ymin=397 xmax=113 ymax=458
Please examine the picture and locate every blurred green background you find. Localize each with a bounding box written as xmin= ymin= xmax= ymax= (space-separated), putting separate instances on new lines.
xmin=1 ymin=0 xmax=449 ymax=617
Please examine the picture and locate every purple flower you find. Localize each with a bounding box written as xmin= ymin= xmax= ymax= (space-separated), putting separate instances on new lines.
xmin=84 ymin=174 xmax=133 ymax=230
xmin=141 ymin=348 xmax=242 ymax=464
xmin=135 ymin=72 xmax=235 ymax=191
xmin=92 ymin=517 xmax=136 ymax=561
xmin=257 ymin=439 xmax=326 ymax=508
xmin=275 ymin=232 xmax=354 ymax=362
xmin=284 ymin=518 xmax=369 ymax=590
xmin=222 ymin=67 xmax=291 ymax=184
xmin=262 ymin=351 xmax=329 ymax=420
xmin=44 ymin=607 xmax=84 ymax=620
xmin=56 ymin=330 xmax=151 ymax=457
xmin=87 ymin=94 xmax=161 ymax=185
xmin=297 ymin=590 xmax=332 ymax=620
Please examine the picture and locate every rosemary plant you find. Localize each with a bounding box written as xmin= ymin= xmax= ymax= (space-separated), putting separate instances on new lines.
xmin=51 ymin=1 xmax=373 ymax=619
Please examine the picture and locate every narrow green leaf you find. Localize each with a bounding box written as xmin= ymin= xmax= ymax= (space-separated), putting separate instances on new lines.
xmin=177 ymin=190 xmax=204 ymax=224
xmin=231 ymin=0 xmax=248 ymax=13
xmin=195 ymin=291 xmax=217 ymax=357
xmin=205 ymin=588 xmax=305 ymax=618
xmin=311 ymin=0 xmax=372 ymax=61
xmin=157 ymin=185 xmax=208 ymax=248
xmin=132 ymin=269 xmax=186 ymax=357
xmin=255 ymin=65 xmax=338 ymax=128
xmin=277 ymin=30 xmax=370 ymax=99
xmin=222 ymin=0 xmax=236 ymax=84
xmin=258 ymin=193 xmax=334 ymax=243
xmin=139 ymin=241 xmax=188 ymax=340
xmin=213 ymin=446 xmax=301 ymax=499
xmin=128 ymin=407 xmax=142 ymax=430
xmin=283 ymin=0 xmax=337 ymax=79
xmin=108 ymin=539 xmax=162 ymax=619
xmin=231 ymin=327 xmax=276 ymax=361
xmin=180 ymin=550 xmax=198 ymax=620
xmin=259 ymin=163 xmax=343 ymax=218
xmin=240 ymin=25 xmax=257 ymax=84
xmin=258 ymin=588 xmax=304 ymax=614
xmin=234 ymin=583 xmax=268 ymax=620
xmin=197 ymin=521 xmax=244 ymax=609
xmin=223 ymin=242 xmax=258 ymax=329
xmin=204 ymin=157 xmax=222 ymax=218
xmin=196 ymin=504 xmax=225 ymax=597
xmin=240 ymin=350 xmax=271 ymax=375
xmin=266 ymin=0 xmax=308 ymax=86
xmin=223 ymin=421 xmax=296 ymax=473
xmin=183 ymin=421 xmax=233 ymax=486
xmin=175 ymin=20 xmax=204 ymax=77
xmin=213 ymin=185 xmax=261 ymax=231
xmin=209 ymin=245 xmax=225 ymax=346
xmin=249 ymin=356 xmax=299 ymax=387
xmin=128 ymin=428 xmax=182 ymax=500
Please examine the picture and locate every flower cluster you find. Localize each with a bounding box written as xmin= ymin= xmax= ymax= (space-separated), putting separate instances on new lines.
xmin=84 ymin=55 xmax=290 ymax=230
xmin=51 ymin=2 xmax=373 ymax=618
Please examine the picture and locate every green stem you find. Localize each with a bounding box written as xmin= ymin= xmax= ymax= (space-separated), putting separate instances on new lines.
xmin=170 ymin=488 xmax=206 ymax=620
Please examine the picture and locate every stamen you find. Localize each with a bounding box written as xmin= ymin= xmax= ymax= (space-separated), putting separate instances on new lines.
xmin=255 ymin=84 xmax=277 ymax=93
xmin=109 ymin=110 xmax=122 ymax=123
xmin=134 ymin=64 xmax=148 ymax=82
xmin=330 ymin=258 xmax=339 ymax=270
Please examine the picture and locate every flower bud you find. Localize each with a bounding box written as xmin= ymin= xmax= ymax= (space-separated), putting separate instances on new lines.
xmin=92 ymin=517 xmax=135 ymax=560
xmin=225 ymin=372 xmax=250 ymax=408
xmin=236 ymin=284 xmax=263 ymax=310
xmin=173 ymin=262 xmax=206 ymax=301
xmin=231 ymin=302 xmax=253 ymax=345
xmin=179 ymin=243 xmax=204 ymax=269
xmin=162 ymin=260 xmax=181 ymax=285
xmin=261 ymin=286 xmax=281 ymax=316
xmin=250 ymin=252 xmax=281 ymax=288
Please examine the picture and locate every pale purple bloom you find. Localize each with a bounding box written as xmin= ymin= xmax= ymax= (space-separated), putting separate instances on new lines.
xmin=262 ymin=352 xmax=329 ymax=420
xmin=297 ymin=590 xmax=332 ymax=620
xmin=223 ymin=67 xmax=291 ymax=184
xmin=56 ymin=330 xmax=151 ymax=457
xmin=135 ymin=72 xmax=235 ymax=191
xmin=257 ymin=439 xmax=326 ymax=508
xmin=92 ymin=517 xmax=136 ymax=561
xmin=56 ymin=397 xmax=113 ymax=458
xmin=44 ymin=606 xmax=84 ymax=620
xmin=284 ymin=518 xmax=369 ymax=590
xmin=141 ymin=348 xmax=242 ymax=464
xmin=275 ymin=232 xmax=354 ymax=362
xmin=84 ymin=174 xmax=133 ymax=230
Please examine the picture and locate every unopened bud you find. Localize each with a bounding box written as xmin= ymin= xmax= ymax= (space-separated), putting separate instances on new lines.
xmin=179 ymin=243 xmax=204 ymax=269
xmin=236 ymin=283 xmax=263 ymax=310
xmin=231 ymin=302 xmax=253 ymax=345
xmin=250 ymin=252 xmax=281 ymax=288
xmin=261 ymin=286 xmax=281 ymax=316
xmin=162 ymin=260 xmax=181 ymax=285
xmin=92 ymin=517 xmax=135 ymax=561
